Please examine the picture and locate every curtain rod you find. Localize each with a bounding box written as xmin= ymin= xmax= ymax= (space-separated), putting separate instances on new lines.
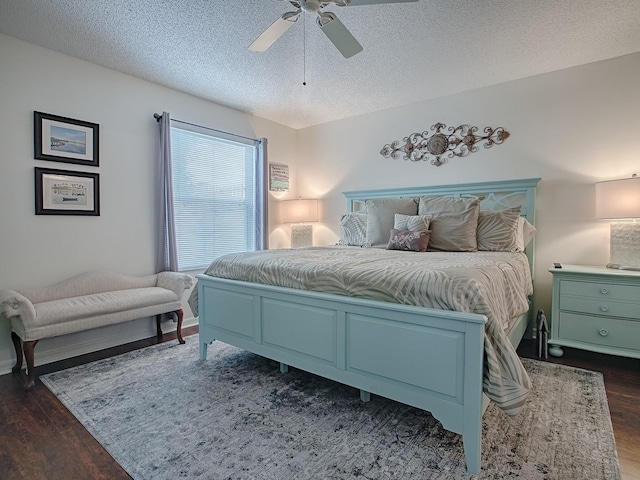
xmin=153 ymin=113 xmax=259 ymax=143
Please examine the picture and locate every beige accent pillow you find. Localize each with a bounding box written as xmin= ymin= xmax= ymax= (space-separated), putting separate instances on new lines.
xmin=338 ymin=211 xmax=367 ymax=246
xmin=477 ymin=206 xmax=522 ymax=251
xmin=365 ymin=197 xmax=418 ymax=248
xmin=418 ymin=196 xmax=482 ymax=251
xmin=393 ymin=213 xmax=432 ymax=232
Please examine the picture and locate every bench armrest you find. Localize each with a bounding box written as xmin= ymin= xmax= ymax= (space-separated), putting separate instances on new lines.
xmin=156 ymin=272 xmax=193 ymax=299
xmin=0 ymin=290 xmax=37 ymax=328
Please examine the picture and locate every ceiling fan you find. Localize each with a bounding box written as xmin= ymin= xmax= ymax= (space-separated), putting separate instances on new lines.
xmin=249 ymin=0 xmax=419 ymax=59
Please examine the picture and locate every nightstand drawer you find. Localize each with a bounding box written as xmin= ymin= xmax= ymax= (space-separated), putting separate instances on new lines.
xmin=560 ymin=279 xmax=638 ymax=302
xmin=559 ymin=296 xmax=640 ymax=320
xmin=558 ymin=312 xmax=640 ymax=351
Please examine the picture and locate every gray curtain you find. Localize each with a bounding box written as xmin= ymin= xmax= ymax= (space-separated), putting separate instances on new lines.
xmin=255 ymin=137 xmax=269 ymax=250
xmin=156 ymin=112 xmax=179 ymax=272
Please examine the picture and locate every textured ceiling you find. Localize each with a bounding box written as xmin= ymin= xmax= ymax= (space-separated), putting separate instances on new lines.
xmin=1 ymin=0 xmax=640 ymax=129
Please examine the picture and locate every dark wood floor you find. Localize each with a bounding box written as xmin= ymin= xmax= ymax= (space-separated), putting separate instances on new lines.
xmin=1 ymin=329 xmax=638 ymax=479
xmin=0 ymin=327 xmax=198 ymax=480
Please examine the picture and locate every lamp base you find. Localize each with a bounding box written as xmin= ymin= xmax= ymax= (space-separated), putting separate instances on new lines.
xmin=291 ymin=224 xmax=313 ymax=248
xmin=608 ymin=222 xmax=640 ymax=270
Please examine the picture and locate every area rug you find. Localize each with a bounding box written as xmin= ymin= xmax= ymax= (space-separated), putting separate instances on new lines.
xmin=41 ymin=335 xmax=620 ymax=479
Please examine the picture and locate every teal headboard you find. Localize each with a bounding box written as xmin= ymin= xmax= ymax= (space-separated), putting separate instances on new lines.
xmin=342 ymin=177 xmax=541 ymax=276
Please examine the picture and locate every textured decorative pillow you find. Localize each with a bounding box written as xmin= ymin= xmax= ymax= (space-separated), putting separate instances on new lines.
xmin=516 ymin=217 xmax=537 ymax=251
xmin=418 ymin=196 xmax=483 ymax=251
xmin=339 ymin=211 xmax=367 ymax=246
xmin=393 ymin=213 xmax=432 ymax=232
xmin=365 ymin=197 xmax=418 ymax=248
xmin=386 ymin=229 xmax=431 ymax=252
xmin=477 ymin=206 xmax=522 ymax=251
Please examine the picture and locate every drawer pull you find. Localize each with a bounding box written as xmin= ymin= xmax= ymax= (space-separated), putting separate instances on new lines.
xmin=598 ymin=328 xmax=609 ymax=337
xmin=600 ymin=288 xmax=609 ymax=295
xmin=600 ymin=305 xmax=609 ymax=312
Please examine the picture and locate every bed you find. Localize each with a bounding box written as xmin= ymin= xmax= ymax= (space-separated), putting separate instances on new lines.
xmin=192 ymin=177 xmax=540 ymax=474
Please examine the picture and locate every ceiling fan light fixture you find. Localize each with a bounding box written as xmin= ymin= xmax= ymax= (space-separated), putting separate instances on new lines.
xmin=299 ymin=0 xmax=322 ymax=13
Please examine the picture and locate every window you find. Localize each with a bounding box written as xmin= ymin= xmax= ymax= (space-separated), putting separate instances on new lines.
xmin=170 ymin=125 xmax=259 ymax=271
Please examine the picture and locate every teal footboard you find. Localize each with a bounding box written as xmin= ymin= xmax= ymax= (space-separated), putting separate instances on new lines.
xmin=197 ymin=275 xmax=487 ymax=474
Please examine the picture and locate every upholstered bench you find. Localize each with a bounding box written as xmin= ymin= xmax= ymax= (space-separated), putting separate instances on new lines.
xmin=0 ymin=270 xmax=193 ymax=390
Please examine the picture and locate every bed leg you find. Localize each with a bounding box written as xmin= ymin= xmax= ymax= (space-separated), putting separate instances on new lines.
xmin=279 ymin=363 xmax=289 ymax=373
xmin=461 ymin=396 xmax=482 ymax=475
xmin=359 ymin=390 xmax=371 ymax=403
xmin=462 ymin=435 xmax=481 ymax=475
xmin=199 ymin=340 xmax=210 ymax=361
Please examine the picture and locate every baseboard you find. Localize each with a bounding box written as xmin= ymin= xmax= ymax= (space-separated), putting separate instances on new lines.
xmin=0 ymin=316 xmax=198 ymax=376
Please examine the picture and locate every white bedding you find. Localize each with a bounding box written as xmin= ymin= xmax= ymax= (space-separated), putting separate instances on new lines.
xmin=190 ymin=246 xmax=533 ymax=414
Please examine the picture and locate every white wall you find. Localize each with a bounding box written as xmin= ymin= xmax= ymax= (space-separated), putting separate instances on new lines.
xmin=296 ymin=52 xmax=640 ymax=320
xmin=3 ymin=32 xmax=639 ymax=374
xmin=0 ymin=34 xmax=298 ymax=374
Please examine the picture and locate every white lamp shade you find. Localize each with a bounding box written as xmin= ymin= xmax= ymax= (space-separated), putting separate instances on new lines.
xmin=595 ymin=177 xmax=640 ymax=219
xmin=282 ymin=199 xmax=319 ymax=223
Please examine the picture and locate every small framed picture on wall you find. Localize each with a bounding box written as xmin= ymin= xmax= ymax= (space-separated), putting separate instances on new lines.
xmin=35 ymin=167 xmax=100 ymax=216
xmin=34 ymin=111 xmax=99 ymax=166
xmin=269 ymin=163 xmax=289 ymax=192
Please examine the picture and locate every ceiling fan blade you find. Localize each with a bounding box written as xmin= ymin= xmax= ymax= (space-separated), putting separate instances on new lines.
xmin=317 ymin=13 xmax=363 ymax=58
xmin=341 ymin=0 xmax=419 ymax=5
xmin=248 ymin=12 xmax=299 ymax=52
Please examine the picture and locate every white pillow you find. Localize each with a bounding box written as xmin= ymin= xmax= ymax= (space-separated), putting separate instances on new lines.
xmin=516 ymin=217 xmax=536 ymax=251
xmin=393 ymin=213 xmax=432 ymax=232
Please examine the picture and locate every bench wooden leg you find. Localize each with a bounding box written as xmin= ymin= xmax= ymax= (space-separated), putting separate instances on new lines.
xmin=10 ymin=332 xmax=23 ymax=373
xmin=156 ymin=310 xmax=185 ymax=344
xmin=156 ymin=314 xmax=163 ymax=340
xmin=22 ymin=339 xmax=38 ymax=391
xmin=175 ymin=309 xmax=185 ymax=344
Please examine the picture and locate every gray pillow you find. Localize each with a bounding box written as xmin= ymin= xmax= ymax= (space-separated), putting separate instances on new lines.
xmin=338 ymin=211 xmax=367 ymax=246
xmin=477 ymin=206 xmax=521 ymax=251
xmin=365 ymin=197 xmax=418 ymax=247
xmin=418 ymin=196 xmax=482 ymax=251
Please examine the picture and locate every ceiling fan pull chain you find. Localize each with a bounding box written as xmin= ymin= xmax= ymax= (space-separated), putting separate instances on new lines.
xmin=303 ymin=11 xmax=307 ymax=86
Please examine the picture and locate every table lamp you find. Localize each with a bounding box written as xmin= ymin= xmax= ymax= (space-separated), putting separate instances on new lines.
xmin=282 ymin=199 xmax=319 ymax=248
xmin=595 ymin=174 xmax=640 ymax=270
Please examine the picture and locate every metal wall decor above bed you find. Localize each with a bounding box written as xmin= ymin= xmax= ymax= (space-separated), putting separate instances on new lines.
xmin=380 ymin=122 xmax=510 ymax=166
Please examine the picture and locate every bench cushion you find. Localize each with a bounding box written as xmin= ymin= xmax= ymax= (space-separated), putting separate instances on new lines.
xmin=35 ymin=287 xmax=178 ymax=326
xmin=16 ymin=271 xmax=160 ymax=304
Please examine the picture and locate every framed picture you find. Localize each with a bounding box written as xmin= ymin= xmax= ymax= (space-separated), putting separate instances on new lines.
xmin=269 ymin=163 xmax=289 ymax=192
xmin=34 ymin=111 xmax=99 ymax=166
xmin=35 ymin=167 xmax=100 ymax=216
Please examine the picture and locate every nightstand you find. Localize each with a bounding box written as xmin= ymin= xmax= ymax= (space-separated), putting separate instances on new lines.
xmin=548 ymin=264 xmax=640 ymax=359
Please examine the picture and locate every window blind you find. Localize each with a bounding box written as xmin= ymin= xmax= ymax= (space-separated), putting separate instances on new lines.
xmin=170 ymin=125 xmax=257 ymax=271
